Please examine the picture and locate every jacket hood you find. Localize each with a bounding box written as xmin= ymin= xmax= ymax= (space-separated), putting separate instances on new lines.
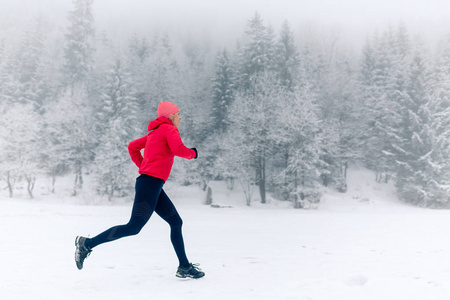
xmin=148 ymin=117 xmax=174 ymax=131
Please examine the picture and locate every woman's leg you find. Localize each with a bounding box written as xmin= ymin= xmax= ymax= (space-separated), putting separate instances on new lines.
xmin=155 ymin=189 xmax=190 ymax=267
xmin=86 ymin=175 xmax=164 ymax=249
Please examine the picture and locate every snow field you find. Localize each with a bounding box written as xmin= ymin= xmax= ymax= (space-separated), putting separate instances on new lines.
xmin=1 ymin=168 xmax=450 ymax=299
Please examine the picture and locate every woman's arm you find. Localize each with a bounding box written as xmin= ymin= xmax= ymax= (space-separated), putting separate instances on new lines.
xmin=165 ymin=126 xmax=196 ymax=159
xmin=128 ymin=135 xmax=147 ymax=168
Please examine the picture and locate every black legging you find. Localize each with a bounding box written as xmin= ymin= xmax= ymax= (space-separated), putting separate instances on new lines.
xmin=86 ymin=174 xmax=189 ymax=267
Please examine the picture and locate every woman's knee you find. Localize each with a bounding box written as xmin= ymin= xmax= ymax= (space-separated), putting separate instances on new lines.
xmin=170 ymin=216 xmax=183 ymax=229
xmin=126 ymin=221 xmax=145 ymax=236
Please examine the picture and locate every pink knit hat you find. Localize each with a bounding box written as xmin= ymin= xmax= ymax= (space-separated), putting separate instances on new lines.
xmin=157 ymin=102 xmax=179 ymax=118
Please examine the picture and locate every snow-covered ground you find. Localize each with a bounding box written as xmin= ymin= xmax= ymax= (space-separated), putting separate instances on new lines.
xmin=2 ymin=167 xmax=450 ymax=300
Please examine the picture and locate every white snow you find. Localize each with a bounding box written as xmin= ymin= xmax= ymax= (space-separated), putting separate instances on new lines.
xmin=2 ymin=167 xmax=450 ymax=300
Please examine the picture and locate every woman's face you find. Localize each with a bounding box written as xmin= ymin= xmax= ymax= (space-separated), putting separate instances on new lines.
xmin=170 ymin=112 xmax=181 ymax=127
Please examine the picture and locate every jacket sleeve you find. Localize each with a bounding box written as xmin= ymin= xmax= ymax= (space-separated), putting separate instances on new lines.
xmin=128 ymin=135 xmax=147 ymax=168
xmin=165 ymin=126 xmax=196 ymax=159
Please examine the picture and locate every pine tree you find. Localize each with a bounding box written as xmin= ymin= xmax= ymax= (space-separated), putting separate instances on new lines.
xmin=97 ymin=59 xmax=139 ymax=135
xmin=53 ymin=0 xmax=96 ymax=195
xmin=143 ymin=34 xmax=180 ymax=127
xmin=361 ymin=33 xmax=389 ymax=179
xmin=394 ymin=44 xmax=431 ymax=204
xmin=274 ymin=21 xmax=299 ymax=91
xmin=62 ymin=0 xmax=95 ymax=87
xmin=179 ymin=37 xmax=213 ymax=144
xmin=127 ymin=34 xmax=152 ymax=128
xmin=129 ymin=34 xmax=151 ymax=65
xmin=95 ymin=59 xmax=138 ymax=200
xmin=407 ymin=37 xmax=450 ymax=207
xmin=229 ymin=12 xmax=280 ymax=204
xmin=297 ymin=36 xmax=326 ymax=97
xmin=189 ymin=49 xmax=236 ymax=190
xmin=274 ymin=80 xmax=323 ymax=208
xmin=93 ymin=58 xmax=139 ymax=200
xmin=359 ymin=28 xmax=410 ymax=182
xmin=383 ymin=26 xmax=411 ymax=166
xmin=16 ymin=21 xmax=53 ymax=112
xmin=211 ymin=49 xmax=235 ymax=133
xmin=151 ymin=33 xmax=178 ymax=103
xmin=239 ymin=12 xmax=275 ymax=90
xmin=0 ymin=46 xmax=20 ymax=106
xmin=319 ymin=52 xmax=359 ymax=190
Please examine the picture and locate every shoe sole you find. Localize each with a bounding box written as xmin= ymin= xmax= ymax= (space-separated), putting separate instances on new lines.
xmin=75 ymin=236 xmax=83 ymax=270
xmin=176 ymin=273 xmax=205 ymax=279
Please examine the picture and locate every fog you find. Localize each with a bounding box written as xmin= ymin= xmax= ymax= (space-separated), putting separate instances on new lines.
xmin=2 ymin=0 xmax=450 ymax=50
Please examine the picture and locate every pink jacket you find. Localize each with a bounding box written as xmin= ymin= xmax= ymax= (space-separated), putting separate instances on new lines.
xmin=128 ymin=117 xmax=196 ymax=182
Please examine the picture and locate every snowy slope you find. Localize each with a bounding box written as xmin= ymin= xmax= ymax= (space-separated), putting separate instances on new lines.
xmin=1 ymin=168 xmax=450 ymax=300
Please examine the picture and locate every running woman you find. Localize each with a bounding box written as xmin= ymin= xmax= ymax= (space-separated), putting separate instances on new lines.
xmin=75 ymin=101 xmax=205 ymax=279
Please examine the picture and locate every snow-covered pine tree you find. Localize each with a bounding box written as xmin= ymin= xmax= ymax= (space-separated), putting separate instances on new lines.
xmin=94 ymin=58 xmax=139 ymax=200
xmin=91 ymin=30 xmax=116 ymax=94
xmin=318 ymin=51 xmax=360 ymax=191
xmin=129 ymin=34 xmax=151 ymax=65
xmin=297 ymin=33 xmax=327 ymax=99
xmin=269 ymin=33 xmax=320 ymax=201
xmin=52 ymin=0 xmax=96 ymax=196
xmin=16 ymin=25 xmax=43 ymax=104
xmin=189 ymin=49 xmax=236 ymax=190
xmin=429 ymin=38 xmax=450 ymax=205
xmin=394 ymin=42 xmax=431 ymax=205
xmin=408 ymin=37 xmax=450 ymax=207
xmin=361 ymin=32 xmax=391 ymax=181
xmin=16 ymin=21 xmax=53 ymax=113
xmin=359 ymin=27 xmax=410 ymax=182
xmin=274 ymin=21 xmax=299 ymax=91
xmin=144 ymin=34 xmax=180 ymax=126
xmin=169 ymin=38 xmax=216 ymax=186
xmin=126 ymin=34 xmax=153 ymax=130
xmin=381 ymin=26 xmax=412 ymax=177
xmin=300 ymin=26 xmax=364 ymax=191
xmin=211 ymin=49 xmax=235 ymax=134
xmin=62 ymin=0 xmax=95 ymax=87
xmin=295 ymin=29 xmax=341 ymax=191
xmin=238 ymin=12 xmax=275 ymax=90
xmin=230 ymin=12 xmax=279 ymax=203
xmin=358 ymin=38 xmax=384 ymax=178
xmin=274 ymin=79 xmax=323 ymax=208
xmin=152 ymin=33 xmax=177 ymax=99
xmin=96 ymin=59 xmax=138 ymax=134
xmin=0 ymin=48 xmax=20 ymax=105
xmin=179 ymin=37 xmax=213 ymax=144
